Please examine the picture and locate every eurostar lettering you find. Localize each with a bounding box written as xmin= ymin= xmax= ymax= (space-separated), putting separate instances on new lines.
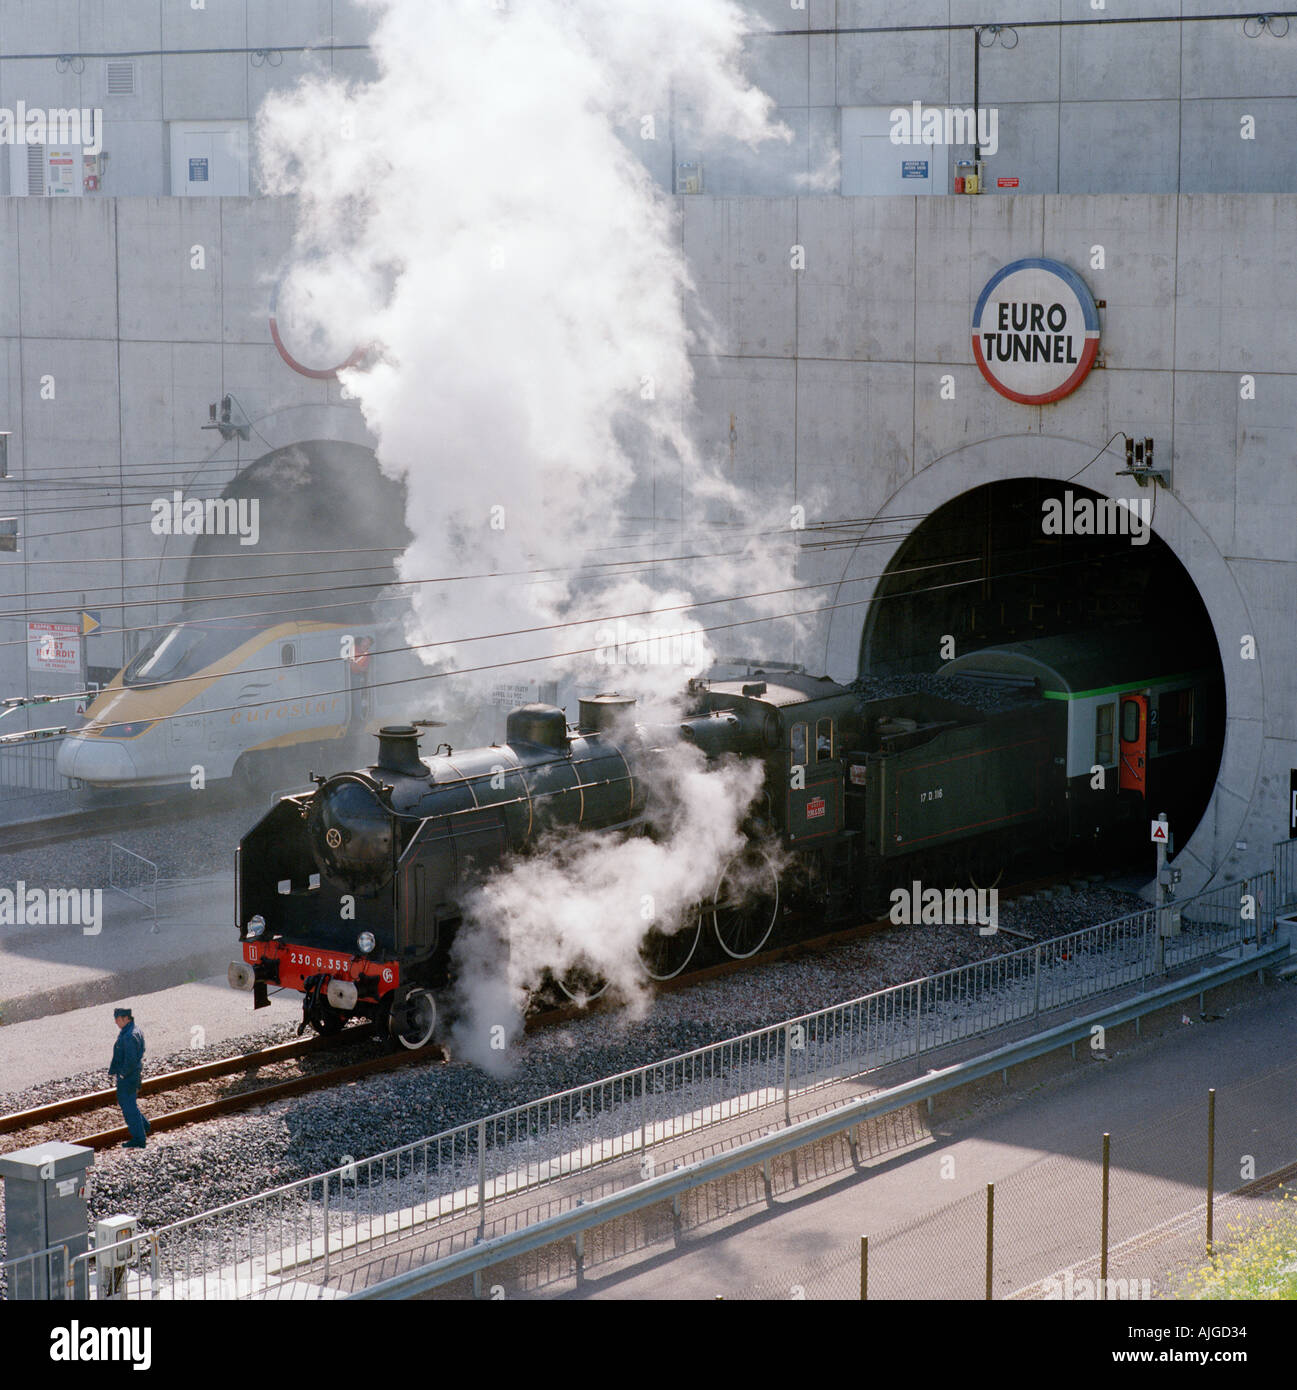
xmin=229 ymin=697 xmax=340 ymax=725
xmin=49 ymin=1322 xmax=152 ymax=1370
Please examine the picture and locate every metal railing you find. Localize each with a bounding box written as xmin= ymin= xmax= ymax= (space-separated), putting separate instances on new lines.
xmin=54 ymin=868 xmax=1274 ymax=1301
xmin=0 ymin=735 xmax=77 ymax=798
xmin=1274 ymin=837 xmax=1297 ymax=912
xmin=0 ymin=1243 xmax=71 ymax=1300
xmin=109 ymin=843 xmax=158 ymax=931
xmin=349 ymin=938 xmax=1293 ymax=1300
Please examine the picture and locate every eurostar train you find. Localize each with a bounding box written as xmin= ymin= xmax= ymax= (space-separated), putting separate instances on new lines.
xmin=54 ymin=614 xmax=555 ymax=792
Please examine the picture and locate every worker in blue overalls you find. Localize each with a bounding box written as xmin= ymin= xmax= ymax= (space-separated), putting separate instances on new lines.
xmin=109 ymin=1007 xmax=151 ymax=1149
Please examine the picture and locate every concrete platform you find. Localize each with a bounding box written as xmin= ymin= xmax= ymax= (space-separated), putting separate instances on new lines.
xmin=0 ymin=972 xmax=296 ymax=1098
xmin=0 ymin=872 xmax=243 ymax=1028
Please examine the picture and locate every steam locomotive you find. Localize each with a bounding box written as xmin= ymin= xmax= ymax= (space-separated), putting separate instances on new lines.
xmin=229 ymin=629 xmax=1217 ymax=1047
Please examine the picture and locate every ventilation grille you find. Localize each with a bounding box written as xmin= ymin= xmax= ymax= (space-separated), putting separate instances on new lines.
xmin=106 ymin=60 xmax=135 ymax=96
xmin=26 ymin=143 xmax=44 ymax=195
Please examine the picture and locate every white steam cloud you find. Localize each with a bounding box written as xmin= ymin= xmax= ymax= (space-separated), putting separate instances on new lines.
xmin=452 ymin=741 xmax=769 ymax=1068
xmin=259 ymin=0 xmax=805 ymax=1066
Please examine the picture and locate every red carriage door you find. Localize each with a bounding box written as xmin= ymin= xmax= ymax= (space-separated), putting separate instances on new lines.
xmin=1119 ymin=695 xmax=1148 ymax=796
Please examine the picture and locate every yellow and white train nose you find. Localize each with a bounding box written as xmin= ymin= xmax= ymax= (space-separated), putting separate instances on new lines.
xmin=56 ymin=730 xmax=142 ymax=785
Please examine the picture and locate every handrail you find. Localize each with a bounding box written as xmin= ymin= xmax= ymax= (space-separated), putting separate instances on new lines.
xmin=348 ymin=936 xmax=1291 ymax=1299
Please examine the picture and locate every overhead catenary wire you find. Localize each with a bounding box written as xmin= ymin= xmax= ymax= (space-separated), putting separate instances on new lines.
xmin=0 ymin=521 xmax=933 ymax=620
xmin=0 ymin=13 xmax=1282 ymax=63
xmin=37 ymin=544 xmax=1135 ymax=722
xmin=54 ymin=549 xmax=1141 ymax=731
xmin=23 ymin=561 xmax=968 ymax=694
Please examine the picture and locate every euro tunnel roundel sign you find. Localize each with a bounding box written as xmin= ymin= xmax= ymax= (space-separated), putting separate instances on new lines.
xmin=972 ymin=258 xmax=1100 ymax=404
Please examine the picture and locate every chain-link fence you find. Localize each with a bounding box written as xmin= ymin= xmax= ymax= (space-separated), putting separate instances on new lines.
xmin=727 ymin=1061 xmax=1297 ymax=1301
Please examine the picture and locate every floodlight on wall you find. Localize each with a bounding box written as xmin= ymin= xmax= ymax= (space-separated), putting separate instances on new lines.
xmin=202 ymin=394 xmax=251 ymax=442
xmin=1115 ymin=436 xmax=1169 ymax=489
xmin=1243 ymin=14 xmax=1290 ymax=36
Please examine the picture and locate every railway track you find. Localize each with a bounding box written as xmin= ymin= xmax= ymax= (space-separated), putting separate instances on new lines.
xmin=0 ymin=869 xmax=1121 ymax=1152
xmin=0 ymin=1032 xmax=446 ymax=1152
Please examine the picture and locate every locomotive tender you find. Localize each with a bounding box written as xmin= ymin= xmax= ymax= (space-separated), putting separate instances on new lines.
xmin=229 ymin=630 xmax=1216 ymax=1047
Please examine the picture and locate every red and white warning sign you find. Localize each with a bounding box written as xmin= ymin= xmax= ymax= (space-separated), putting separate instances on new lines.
xmin=806 ymin=796 xmax=826 ymax=820
xmin=27 ymin=621 xmax=81 ymax=673
xmin=1150 ymin=820 xmax=1170 ymax=844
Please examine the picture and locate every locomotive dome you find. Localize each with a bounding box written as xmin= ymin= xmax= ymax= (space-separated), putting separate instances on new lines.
xmin=506 ymin=703 xmax=569 ymax=749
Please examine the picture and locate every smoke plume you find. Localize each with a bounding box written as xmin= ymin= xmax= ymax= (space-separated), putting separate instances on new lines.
xmin=259 ymin=0 xmax=800 ymax=1066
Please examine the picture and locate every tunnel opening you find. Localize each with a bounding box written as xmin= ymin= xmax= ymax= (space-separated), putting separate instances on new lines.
xmin=181 ymin=439 xmax=408 ymax=623
xmin=858 ymin=478 xmax=1226 ymax=868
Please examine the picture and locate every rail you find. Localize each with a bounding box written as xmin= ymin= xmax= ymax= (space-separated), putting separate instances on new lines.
xmin=109 ymin=843 xmax=158 ymax=932
xmin=48 ymin=867 xmax=1278 ymax=1301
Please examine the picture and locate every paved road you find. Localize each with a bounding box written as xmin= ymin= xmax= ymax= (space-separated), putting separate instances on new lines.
xmin=558 ymin=978 xmax=1297 ymax=1300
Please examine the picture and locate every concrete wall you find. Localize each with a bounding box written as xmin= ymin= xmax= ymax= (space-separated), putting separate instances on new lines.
xmin=0 ymin=188 xmax=1292 ymax=886
xmin=682 ymin=1 xmax=1297 ymax=196
xmin=675 ymin=190 xmax=1297 ymax=890
xmin=0 ymin=5 xmax=1293 ymax=198
xmin=0 ymin=0 xmax=376 ymax=196
xmin=0 ymin=195 xmax=370 ymax=706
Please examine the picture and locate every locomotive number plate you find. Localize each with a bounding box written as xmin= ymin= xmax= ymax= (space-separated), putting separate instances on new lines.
xmin=286 ymin=948 xmax=353 ymax=973
xmin=806 ymin=797 xmax=826 ymax=819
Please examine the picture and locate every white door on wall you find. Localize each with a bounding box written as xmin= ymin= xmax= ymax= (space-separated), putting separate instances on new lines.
xmin=170 ymin=122 xmax=249 ymax=196
xmin=841 ymin=107 xmax=943 ymax=196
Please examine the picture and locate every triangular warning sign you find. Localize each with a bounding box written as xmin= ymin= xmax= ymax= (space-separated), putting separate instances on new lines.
xmin=81 ymin=611 xmax=100 ymax=636
xmin=1150 ymin=820 xmax=1169 ymax=843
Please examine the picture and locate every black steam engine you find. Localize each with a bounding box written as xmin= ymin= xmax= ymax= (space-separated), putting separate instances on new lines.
xmin=230 ymin=632 xmax=1218 ymax=1047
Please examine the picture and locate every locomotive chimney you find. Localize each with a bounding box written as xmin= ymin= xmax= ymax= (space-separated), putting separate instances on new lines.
xmin=373 ymin=724 xmax=426 ymax=776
